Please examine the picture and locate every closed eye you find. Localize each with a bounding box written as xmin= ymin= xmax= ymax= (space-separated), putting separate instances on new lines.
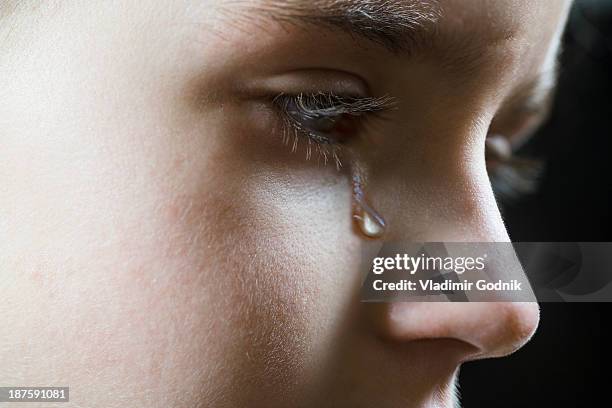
xmin=272 ymin=92 xmax=395 ymax=167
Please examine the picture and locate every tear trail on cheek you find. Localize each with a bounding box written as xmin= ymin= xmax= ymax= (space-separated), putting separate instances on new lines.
xmin=351 ymin=166 xmax=386 ymax=240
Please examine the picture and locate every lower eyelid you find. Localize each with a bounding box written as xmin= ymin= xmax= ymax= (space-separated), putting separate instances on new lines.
xmin=254 ymin=100 xmax=347 ymax=166
xmin=278 ymin=109 xmax=339 ymax=146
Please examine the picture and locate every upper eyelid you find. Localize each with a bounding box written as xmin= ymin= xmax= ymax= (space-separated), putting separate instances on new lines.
xmin=273 ymin=92 xmax=397 ymax=117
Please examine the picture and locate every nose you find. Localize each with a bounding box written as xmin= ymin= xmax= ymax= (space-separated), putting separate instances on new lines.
xmin=366 ymin=157 xmax=540 ymax=360
xmin=382 ymin=302 xmax=539 ymax=360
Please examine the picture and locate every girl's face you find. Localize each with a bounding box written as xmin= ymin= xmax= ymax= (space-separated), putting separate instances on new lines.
xmin=0 ymin=1 xmax=571 ymax=407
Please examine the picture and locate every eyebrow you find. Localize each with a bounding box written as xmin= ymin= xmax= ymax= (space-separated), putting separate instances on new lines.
xmin=225 ymin=0 xmax=442 ymax=55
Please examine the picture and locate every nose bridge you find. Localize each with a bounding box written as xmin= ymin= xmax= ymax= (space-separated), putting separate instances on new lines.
xmin=366 ymin=131 xmax=507 ymax=244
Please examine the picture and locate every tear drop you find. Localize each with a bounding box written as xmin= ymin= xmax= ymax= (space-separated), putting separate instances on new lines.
xmin=351 ymin=169 xmax=386 ymax=239
xmin=354 ymin=202 xmax=386 ymax=239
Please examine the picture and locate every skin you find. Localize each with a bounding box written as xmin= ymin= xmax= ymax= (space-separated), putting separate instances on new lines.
xmin=0 ymin=1 xmax=571 ymax=407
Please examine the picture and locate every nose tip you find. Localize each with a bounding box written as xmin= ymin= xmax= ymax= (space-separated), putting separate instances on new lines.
xmin=381 ymin=301 xmax=540 ymax=360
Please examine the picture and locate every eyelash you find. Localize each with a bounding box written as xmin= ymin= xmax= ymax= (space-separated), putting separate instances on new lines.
xmin=272 ymin=92 xmax=395 ymax=168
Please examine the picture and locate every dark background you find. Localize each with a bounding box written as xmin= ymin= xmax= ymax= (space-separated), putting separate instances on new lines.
xmin=460 ymin=1 xmax=612 ymax=406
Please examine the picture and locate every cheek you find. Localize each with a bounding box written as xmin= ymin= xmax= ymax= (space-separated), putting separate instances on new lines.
xmin=1 ymin=91 xmax=367 ymax=405
xmin=155 ymin=143 xmax=367 ymax=402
